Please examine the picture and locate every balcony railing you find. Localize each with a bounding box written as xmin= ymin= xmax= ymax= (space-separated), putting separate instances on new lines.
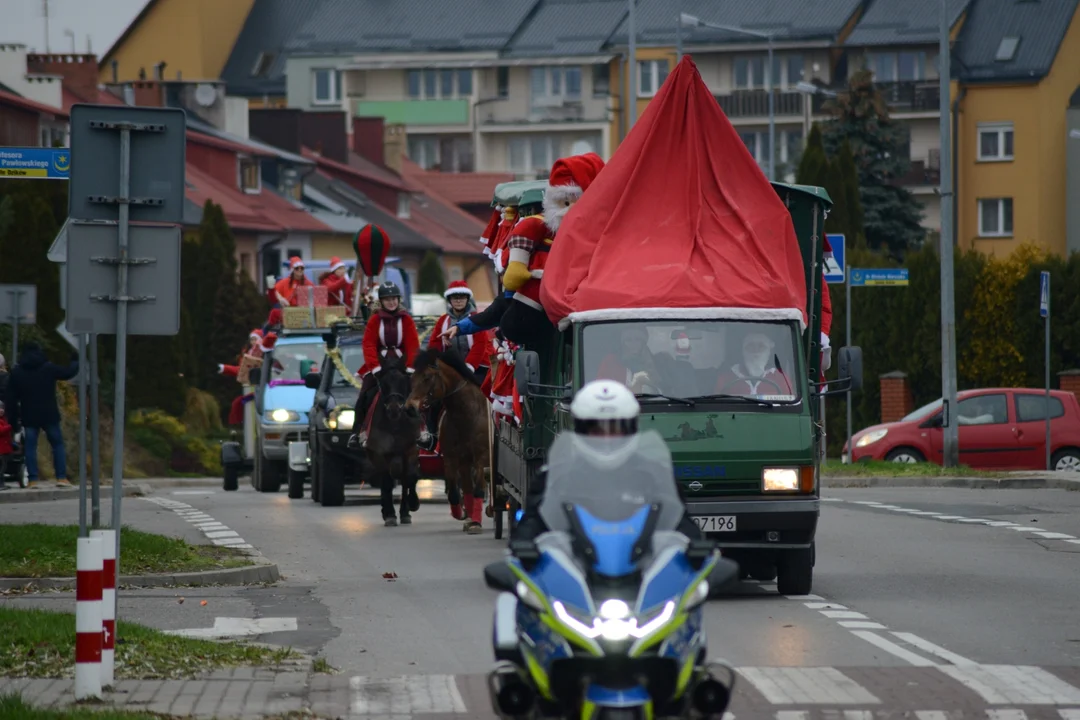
xmin=810 ymin=80 xmax=941 ymax=115
xmin=714 ymin=90 xmax=805 ymax=118
xmin=893 ymin=160 xmax=940 ymax=187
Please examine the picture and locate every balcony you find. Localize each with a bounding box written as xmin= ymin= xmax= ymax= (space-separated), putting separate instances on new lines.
xmin=354 ymin=99 xmax=469 ymax=126
xmin=715 ymin=90 xmax=805 ymax=119
xmin=479 ymin=98 xmax=610 ymax=128
xmin=894 ymin=159 xmax=940 ymax=187
xmin=810 ymin=81 xmax=941 ymax=116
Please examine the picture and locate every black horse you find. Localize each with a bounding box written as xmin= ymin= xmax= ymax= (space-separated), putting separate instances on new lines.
xmin=360 ymin=355 xmax=423 ymax=526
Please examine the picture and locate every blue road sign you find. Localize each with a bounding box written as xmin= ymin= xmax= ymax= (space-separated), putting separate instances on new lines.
xmin=848 ymin=268 xmax=909 ymax=287
xmin=0 ymin=147 xmax=70 ymax=179
xmin=1040 ymin=271 xmax=1050 ymax=318
xmin=824 ymin=234 xmax=845 ymax=284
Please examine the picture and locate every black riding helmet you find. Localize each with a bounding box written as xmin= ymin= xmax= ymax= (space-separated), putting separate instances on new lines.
xmin=377 ymin=281 xmax=402 ymax=300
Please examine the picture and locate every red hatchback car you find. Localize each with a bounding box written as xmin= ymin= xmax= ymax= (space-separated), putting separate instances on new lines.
xmin=842 ymin=388 xmax=1080 ymax=471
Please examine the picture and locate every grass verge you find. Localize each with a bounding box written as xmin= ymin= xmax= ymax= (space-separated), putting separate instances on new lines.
xmin=0 ymin=525 xmax=251 ymax=579
xmin=822 ymin=460 xmax=1000 ymax=478
xmin=0 ymin=607 xmax=297 ymax=680
xmin=0 ymin=694 xmax=168 ymax=718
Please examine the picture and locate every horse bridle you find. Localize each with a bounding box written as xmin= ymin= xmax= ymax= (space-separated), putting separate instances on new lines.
xmin=423 ymin=366 xmax=468 ymax=409
xmin=375 ymin=373 xmax=408 ymax=413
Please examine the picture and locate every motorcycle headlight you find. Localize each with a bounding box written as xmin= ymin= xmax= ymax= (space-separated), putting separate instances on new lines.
xmin=683 ymin=579 xmax=710 ymax=611
xmin=269 ymin=409 xmax=300 ymax=423
xmin=552 ymin=599 xmax=676 ymax=641
xmin=515 ymin=580 xmax=545 ymax=611
xmin=856 ymin=429 xmax=888 ymax=447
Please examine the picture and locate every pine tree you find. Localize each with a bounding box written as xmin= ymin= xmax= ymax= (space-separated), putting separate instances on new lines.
xmin=418 ymin=250 xmax=446 ymax=294
xmin=192 ymin=201 xmax=228 ymax=378
xmin=795 ymin=125 xmax=829 ymax=189
xmin=822 ymin=157 xmax=850 ymax=238
xmin=835 ymin=140 xmax=865 ymax=244
xmin=819 ymin=70 xmax=925 ymax=256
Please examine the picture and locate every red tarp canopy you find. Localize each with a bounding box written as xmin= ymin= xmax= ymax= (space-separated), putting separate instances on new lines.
xmin=540 ymin=56 xmax=807 ymax=329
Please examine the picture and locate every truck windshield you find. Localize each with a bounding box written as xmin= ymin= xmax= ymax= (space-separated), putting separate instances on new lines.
xmin=269 ymin=342 xmax=327 ymax=384
xmin=582 ymin=319 xmax=800 ymax=404
xmin=331 ymin=345 xmax=366 ymax=386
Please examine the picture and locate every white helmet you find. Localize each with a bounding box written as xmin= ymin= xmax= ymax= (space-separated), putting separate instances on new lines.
xmin=570 ymin=380 xmax=640 ymax=436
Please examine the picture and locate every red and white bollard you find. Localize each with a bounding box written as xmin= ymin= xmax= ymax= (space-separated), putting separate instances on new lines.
xmin=90 ymin=529 xmax=116 ymax=686
xmin=75 ymin=535 xmax=103 ymax=699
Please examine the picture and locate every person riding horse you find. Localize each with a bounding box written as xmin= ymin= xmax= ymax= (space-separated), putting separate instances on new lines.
xmin=419 ymin=280 xmax=492 ymax=450
xmin=350 ymin=282 xmax=420 ymax=449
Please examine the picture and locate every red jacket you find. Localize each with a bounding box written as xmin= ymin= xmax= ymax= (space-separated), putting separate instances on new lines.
xmin=359 ymin=310 xmax=420 ymax=377
xmin=0 ymin=418 xmax=12 ymax=455
xmin=274 ymin=275 xmax=313 ymax=306
xmin=430 ymin=314 xmax=492 ymax=372
xmin=821 ymin=275 xmax=832 ymax=341
xmin=504 ymin=214 xmax=553 ymax=311
xmin=320 ymin=273 xmax=353 ymax=308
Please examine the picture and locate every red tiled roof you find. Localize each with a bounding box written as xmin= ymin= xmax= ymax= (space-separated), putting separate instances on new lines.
xmin=400 ymin=159 xmax=513 ymax=206
xmin=301 ymin=147 xmax=414 ymax=192
xmin=185 ymin=163 xmax=332 ymax=234
xmin=0 ymin=88 xmax=68 ymax=119
xmin=187 ymin=130 xmax=277 ymax=157
xmin=60 ymin=86 xmax=126 ymax=113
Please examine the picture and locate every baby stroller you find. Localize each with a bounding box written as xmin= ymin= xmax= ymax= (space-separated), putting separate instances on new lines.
xmin=1 ymin=429 xmax=29 ymax=489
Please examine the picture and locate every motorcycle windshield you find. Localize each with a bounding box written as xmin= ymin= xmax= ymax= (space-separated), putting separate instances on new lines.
xmin=538 ymin=430 xmax=686 ymax=536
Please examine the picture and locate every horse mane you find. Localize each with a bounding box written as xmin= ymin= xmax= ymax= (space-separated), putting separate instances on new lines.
xmin=413 ymin=347 xmax=481 ymax=387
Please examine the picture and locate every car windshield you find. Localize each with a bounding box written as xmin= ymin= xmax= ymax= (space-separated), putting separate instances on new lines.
xmin=331 ymin=345 xmax=365 ymax=386
xmin=582 ymin=319 xmax=801 ymax=404
xmin=902 ymin=398 xmax=944 ymax=422
xmin=538 ymin=430 xmax=687 ymax=533
xmin=269 ymin=342 xmax=327 ymax=384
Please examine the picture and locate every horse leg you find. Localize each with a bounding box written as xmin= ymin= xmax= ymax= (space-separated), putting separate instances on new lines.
xmin=378 ymin=459 xmax=397 ymax=527
xmin=466 ymin=456 xmax=485 ymax=535
xmin=445 ymin=456 xmax=464 ymax=520
xmin=405 ymin=452 xmax=421 ymax=517
xmin=390 ymin=454 xmax=412 ymax=525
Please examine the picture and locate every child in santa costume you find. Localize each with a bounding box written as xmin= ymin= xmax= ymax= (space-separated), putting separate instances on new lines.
xmin=273 ymin=256 xmax=313 ymax=307
xmin=350 ymin=281 xmax=420 ymax=448
xmin=319 ymin=257 xmax=353 ymax=308
xmin=499 ymin=152 xmax=606 ymax=347
xmin=218 ymin=332 xmax=278 ymax=425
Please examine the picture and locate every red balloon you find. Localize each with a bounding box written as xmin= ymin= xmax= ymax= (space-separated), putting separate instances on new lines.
xmin=353 ymin=224 xmax=390 ymax=277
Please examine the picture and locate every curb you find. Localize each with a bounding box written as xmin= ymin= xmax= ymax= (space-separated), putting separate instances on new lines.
xmin=0 ymin=557 xmax=280 ymax=591
xmin=822 ymin=475 xmax=1080 ymax=490
xmin=0 ymin=484 xmax=149 ymax=505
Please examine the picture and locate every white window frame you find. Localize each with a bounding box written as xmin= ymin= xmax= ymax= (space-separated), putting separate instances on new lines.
xmin=407 ymin=136 xmax=439 ymax=169
xmin=637 ymin=60 xmax=669 ymax=98
xmin=238 ymin=155 xmax=261 ymax=195
xmin=312 ymin=68 xmax=340 ymax=105
xmin=977 ymin=198 xmax=1014 ymax=238
xmin=530 ymin=66 xmax=583 ymax=105
xmin=507 ymin=135 xmax=558 ymax=176
xmin=397 ymin=193 xmax=411 ymax=219
xmin=733 ymin=54 xmax=803 ymax=90
xmin=866 ymin=51 xmax=926 ymax=83
xmin=977 ymin=122 xmax=1014 ymax=162
xmin=407 ymin=68 xmax=472 ymax=100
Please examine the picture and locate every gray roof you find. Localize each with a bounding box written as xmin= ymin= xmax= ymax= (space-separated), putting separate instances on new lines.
xmin=504 ymin=0 xmax=627 ymax=57
xmin=285 ymin=0 xmax=539 ymax=54
xmin=221 ymin=0 xmax=329 ymax=98
xmin=954 ymin=0 xmax=1080 ymax=82
xmin=606 ymin=0 xmax=864 ymax=46
xmin=185 ymin=115 xmax=314 ymax=166
xmin=845 ymin=0 xmax=971 ymax=46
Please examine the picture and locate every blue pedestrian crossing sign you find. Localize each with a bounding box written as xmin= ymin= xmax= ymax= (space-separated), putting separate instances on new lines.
xmin=1040 ymin=271 xmax=1050 ymax=318
xmin=824 ymin=234 xmax=845 ymax=284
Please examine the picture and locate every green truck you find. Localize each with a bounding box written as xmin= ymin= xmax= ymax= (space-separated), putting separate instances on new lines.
xmin=491 ymin=182 xmax=862 ymax=596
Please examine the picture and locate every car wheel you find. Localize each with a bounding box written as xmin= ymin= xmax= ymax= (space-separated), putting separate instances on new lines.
xmin=1052 ymin=448 xmax=1080 ymax=472
xmin=885 ymin=447 xmax=925 ymax=464
xmin=223 ymin=466 xmax=239 ymax=492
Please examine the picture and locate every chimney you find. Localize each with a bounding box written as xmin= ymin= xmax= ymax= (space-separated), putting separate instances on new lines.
xmin=352 ymin=116 xmax=385 ymax=167
xmin=301 ymin=111 xmax=348 ymax=163
xmin=25 ymin=53 xmax=99 ymax=103
xmin=129 ymin=81 xmax=164 ymax=107
xmin=249 ymin=107 xmax=304 ymax=154
xmin=383 ymin=123 xmax=407 ymax=175
xmin=879 ymin=371 xmax=914 ymax=424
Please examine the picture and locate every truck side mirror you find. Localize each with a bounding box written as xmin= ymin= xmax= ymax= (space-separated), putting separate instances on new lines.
xmin=514 ymin=350 xmax=540 ymax=397
xmin=838 ymin=347 xmax=863 ymax=393
xmin=304 ymin=372 xmax=322 ymax=390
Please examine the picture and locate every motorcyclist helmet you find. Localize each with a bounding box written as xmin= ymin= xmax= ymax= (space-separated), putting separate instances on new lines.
xmin=570 ymin=380 xmax=640 ymax=437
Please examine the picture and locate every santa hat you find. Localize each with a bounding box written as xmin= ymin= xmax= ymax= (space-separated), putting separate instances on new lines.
xmin=259 ymin=333 xmax=278 ymax=353
xmin=444 ymin=280 xmax=473 ymax=299
xmin=288 ymin=256 xmax=305 ymax=271
xmin=545 ymin=152 xmax=606 ymax=206
xmin=249 ymin=328 xmax=264 ymax=341
xmin=329 ymin=256 xmax=347 ymax=272
xmin=674 ymin=332 xmax=691 ymax=357
xmin=480 ymin=209 xmax=501 ymax=248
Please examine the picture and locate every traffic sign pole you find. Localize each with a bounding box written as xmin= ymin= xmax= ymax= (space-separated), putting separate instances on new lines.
xmin=846 ymin=270 xmax=853 ymax=462
xmin=1041 ymin=271 xmax=1051 ymax=470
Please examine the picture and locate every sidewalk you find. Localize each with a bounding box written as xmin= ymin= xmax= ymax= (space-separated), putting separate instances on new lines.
xmin=0 ymin=476 xmax=220 ymax=504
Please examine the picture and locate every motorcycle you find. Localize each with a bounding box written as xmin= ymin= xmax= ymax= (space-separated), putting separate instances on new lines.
xmin=482 ymin=429 xmax=740 ymax=720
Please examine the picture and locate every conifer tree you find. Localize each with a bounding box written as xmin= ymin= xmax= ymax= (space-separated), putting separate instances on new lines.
xmin=418 ymin=250 xmax=446 ymax=294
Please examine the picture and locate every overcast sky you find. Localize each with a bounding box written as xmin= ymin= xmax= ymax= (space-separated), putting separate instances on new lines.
xmin=1 ymin=0 xmax=148 ymax=57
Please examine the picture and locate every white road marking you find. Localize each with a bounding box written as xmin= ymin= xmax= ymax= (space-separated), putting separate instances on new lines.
xmin=172 ymin=490 xmax=217 ymax=495
xmin=140 ymin=497 xmax=259 ymax=557
xmin=1031 ymin=532 xmax=1076 ymax=540
xmin=955 ymin=518 xmax=992 ymax=523
xmin=932 ymin=515 xmax=965 ymax=520
xmin=166 ymin=617 xmax=297 ymax=638
xmin=737 ymin=667 xmax=880 ymax=704
xmin=1066 ymin=539 xmax=1080 ymax=545
xmin=783 ymin=594 xmax=825 ymax=601
xmin=213 ymin=538 xmax=248 ymax=546
xmin=842 ymin=712 xmax=875 ymax=720
xmin=848 ymin=630 xmax=937 ymax=666
xmin=837 ymin=621 xmax=887 ymax=629
xmin=851 ymin=500 xmax=882 ymax=505
xmin=1008 ymin=526 xmax=1043 ymax=532
xmin=939 ymin=665 xmax=1080 ymax=704
xmin=914 ymin=712 xmax=950 ymax=720
xmin=890 ymin=631 xmax=977 ymax=666
xmin=205 ymin=530 xmax=240 ymax=539
xmin=1058 ymin=710 xmax=1080 ymax=719
xmin=984 ymin=521 xmax=1019 ymax=527
xmin=804 ymin=602 xmax=848 ymax=610
xmin=775 ymin=711 xmax=810 ymax=720
xmin=821 ymin=497 xmax=844 ymax=502
xmin=986 ymin=711 xmax=1029 ymax=720
xmin=350 ymin=674 xmax=466 ymax=714
xmin=821 ymin=610 xmax=869 ymax=620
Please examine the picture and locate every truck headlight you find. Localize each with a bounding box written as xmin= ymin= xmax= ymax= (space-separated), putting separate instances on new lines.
xmin=334 ymin=409 xmax=355 ymax=431
xmin=269 ymin=409 xmax=300 ymax=423
xmin=856 ymin=429 xmax=888 ymax=447
xmin=763 ymin=467 xmax=800 ymax=492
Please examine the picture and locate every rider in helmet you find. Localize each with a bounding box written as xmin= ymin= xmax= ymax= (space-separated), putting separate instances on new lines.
xmin=511 ymin=380 xmax=703 ymax=542
xmin=350 ymin=281 xmax=420 ymax=448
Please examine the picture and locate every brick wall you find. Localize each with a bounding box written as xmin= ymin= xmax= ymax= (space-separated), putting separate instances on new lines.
xmin=27 ymin=53 xmax=98 ymax=102
xmin=880 ymin=371 xmax=914 ymax=423
xmin=1059 ymin=370 xmax=1080 ymax=402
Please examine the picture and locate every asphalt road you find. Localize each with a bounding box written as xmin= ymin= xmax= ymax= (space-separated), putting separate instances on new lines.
xmin=4 ymin=483 xmax=1080 ymax=718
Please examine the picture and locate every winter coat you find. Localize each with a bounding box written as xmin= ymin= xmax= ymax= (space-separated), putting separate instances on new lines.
xmin=5 ymin=346 xmax=79 ymax=428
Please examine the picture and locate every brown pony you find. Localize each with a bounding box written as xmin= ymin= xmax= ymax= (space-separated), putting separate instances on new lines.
xmin=407 ymin=347 xmax=491 ymax=534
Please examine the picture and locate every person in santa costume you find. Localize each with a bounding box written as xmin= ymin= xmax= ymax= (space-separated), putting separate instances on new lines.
xmin=713 ymin=332 xmax=793 ymax=398
xmin=218 ymin=332 xmax=279 ymax=425
xmin=318 ymin=257 xmax=354 ymax=308
xmin=273 ymin=256 xmax=313 ymax=307
xmin=498 ymin=152 xmax=606 ymax=347
xmin=350 ymin=281 xmax=420 ymax=448
xmin=820 ymin=238 xmax=834 ymax=376
xmin=596 ymin=326 xmax=664 ymax=394
xmin=487 ymin=332 xmax=523 ymax=425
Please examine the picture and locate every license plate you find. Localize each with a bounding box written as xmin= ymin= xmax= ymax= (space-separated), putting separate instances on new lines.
xmin=692 ymin=515 xmax=736 ymax=532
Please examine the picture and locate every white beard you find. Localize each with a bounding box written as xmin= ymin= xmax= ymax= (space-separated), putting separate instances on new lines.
xmin=543 ymin=185 xmax=582 ymax=233
xmin=743 ymin=352 xmax=769 ymax=378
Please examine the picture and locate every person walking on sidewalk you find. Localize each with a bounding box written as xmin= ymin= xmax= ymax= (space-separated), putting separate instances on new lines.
xmin=0 ymin=401 xmax=12 ymax=491
xmin=4 ymin=343 xmax=79 ymax=487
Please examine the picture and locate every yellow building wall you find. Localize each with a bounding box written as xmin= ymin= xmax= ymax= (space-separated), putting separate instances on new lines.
xmin=608 ymin=47 xmax=679 ymax=152
xmin=100 ymin=0 xmax=255 ymax=83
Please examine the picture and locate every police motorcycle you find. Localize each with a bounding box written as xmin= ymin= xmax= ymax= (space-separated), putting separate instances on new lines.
xmin=482 ymin=427 xmax=740 ymax=720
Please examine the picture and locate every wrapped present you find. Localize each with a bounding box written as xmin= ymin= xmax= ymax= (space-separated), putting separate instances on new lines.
xmin=283 ymin=306 xmax=316 ymax=329
xmin=294 ymin=285 xmax=329 ymax=307
xmin=316 ymin=305 xmax=349 ymax=327
xmin=237 ymin=354 xmax=263 ymax=385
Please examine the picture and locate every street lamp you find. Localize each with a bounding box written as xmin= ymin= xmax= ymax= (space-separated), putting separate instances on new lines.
xmin=794 ymin=81 xmax=837 ymax=144
xmin=680 ymin=12 xmax=776 ymax=181
xmin=938 ymin=0 xmax=959 ymax=467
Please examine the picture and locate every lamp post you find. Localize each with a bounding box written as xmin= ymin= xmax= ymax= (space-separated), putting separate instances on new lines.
xmin=938 ymin=0 xmax=959 ymax=467
xmin=794 ymin=81 xmax=837 ymax=145
xmin=628 ymin=0 xmax=637 ymax=128
xmin=680 ymin=13 xmax=775 ymax=181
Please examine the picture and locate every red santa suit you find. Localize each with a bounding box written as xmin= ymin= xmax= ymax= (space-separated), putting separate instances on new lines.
xmin=358 ymin=309 xmax=420 ymax=377
xmin=319 ymin=256 xmax=353 ymax=308
xmin=428 ymin=281 xmax=492 ymax=374
xmin=480 ymin=207 xmax=501 ymax=257
xmin=820 ymin=235 xmax=834 ymax=376
xmin=220 ymin=333 xmax=278 ymax=425
xmin=274 ymin=256 xmax=313 ymax=306
xmin=489 ymin=337 xmax=522 ymax=425
xmin=715 ymin=332 xmax=794 ymax=399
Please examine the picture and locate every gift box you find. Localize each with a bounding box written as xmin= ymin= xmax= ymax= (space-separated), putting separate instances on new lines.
xmin=293 ymin=286 xmax=329 ymax=307
xmin=283 ymin=306 xmax=316 ymax=329
xmin=316 ymin=305 xmax=349 ymax=327
xmin=237 ymin=354 xmax=263 ymax=385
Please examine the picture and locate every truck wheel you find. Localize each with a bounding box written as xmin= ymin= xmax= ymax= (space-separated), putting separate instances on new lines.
xmin=320 ymin=449 xmax=345 ymax=507
xmin=493 ymin=494 xmax=504 ymax=540
xmin=223 ymin=466 xmax=239 ymax=492
xmin=287 ymin=467 xmax=305 ymax=499
xmin=252 ymin=451 xmax=262 ymax=491
xmin=259 ymin=457 xmax=283 ymax=493
xmin=776 ymin=545 xmax=813 ymax=596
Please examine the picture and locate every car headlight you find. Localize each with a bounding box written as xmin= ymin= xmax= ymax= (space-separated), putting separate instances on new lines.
xmin=269 ymin=409 xmax=300 ymax=423
xmin=763 ymin=467 xmax=800 ymax=492
xmin=856 ymin=429 xmax=888 ymax=447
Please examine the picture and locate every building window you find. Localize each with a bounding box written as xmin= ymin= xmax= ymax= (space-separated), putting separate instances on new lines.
xmin=737 ymin=129 xmax=802 ymax=179
xmin=408 ymin=135 xmax=473 ymax=171
xmin=508 ymin=135 xmax=558 ymax=177
xmin=530 ymin=66 xmax=582 ymax=106
xmin=638 ymin=60 xmax=669 ymax=97
xmin=978 ymin=122 xmax=1014 ymax=161
xmin=457 ymin=69 xmax=473 ymax=96
xmin=978 ymin=198 xmax=1014 ymax=237
xmin=251 ymin=52 xmax=275 ymax=77
xmin=866 ymin=51 xmax=926 ymax=82
xmin=448 ymin=264 xmax=464 ymax=282
xmin=397 ymin=193 xmax=411 ymax=219
xmin=407 ymin=68 xmax=472 ymax=99
xmin=734 ymin=54 xmax=803 ymax=89
xmin=312 ymin=68 xmax=341 ymax=105
xmin=407 ymin=136 xmax=439 ymax=169
xmin=592 ymin=64 xmax=610 ymax=96
xmin=497 ymin=67 xmax=510 ymax=98
xmin=238 ymin=157 xmax=261 ymax=194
